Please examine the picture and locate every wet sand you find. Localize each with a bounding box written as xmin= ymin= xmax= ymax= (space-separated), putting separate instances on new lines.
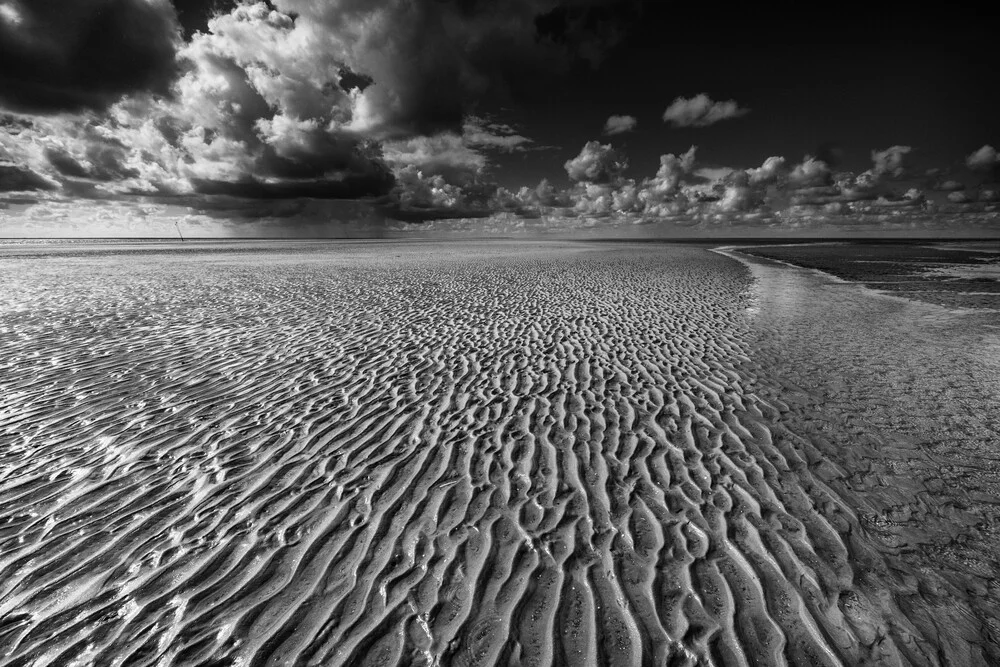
xmin=723 ymin=248 xmax=1000 ymax=665
xmin=734 ymin=242 xmax=1000 ymax=311
xmin=0 ymin=241 xmax=997 ymax=665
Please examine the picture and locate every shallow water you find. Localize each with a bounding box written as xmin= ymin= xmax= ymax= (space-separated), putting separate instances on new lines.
xmin=734 ymin=242 xmax=1000 ymax=312
xmin=0 ymin=241 xmax=997 ymax=665
xmin=727 ymin=249 xmax=1000 ymax=664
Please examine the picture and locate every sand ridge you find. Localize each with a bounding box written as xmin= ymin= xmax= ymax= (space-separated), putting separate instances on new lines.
xmin=0 ymin=241 xmax=979 ymax=665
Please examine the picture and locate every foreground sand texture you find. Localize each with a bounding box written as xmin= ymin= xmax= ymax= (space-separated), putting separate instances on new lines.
xmin=0 ymin=241 xmax=997 ymax=665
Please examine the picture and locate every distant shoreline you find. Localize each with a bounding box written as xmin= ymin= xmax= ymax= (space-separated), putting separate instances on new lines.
xmin=2 ymin=236 xmax=998 ymax=244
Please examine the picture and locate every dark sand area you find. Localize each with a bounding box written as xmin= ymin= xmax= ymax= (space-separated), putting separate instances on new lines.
xmin=0 ymin=240 xmax=998 ymax=665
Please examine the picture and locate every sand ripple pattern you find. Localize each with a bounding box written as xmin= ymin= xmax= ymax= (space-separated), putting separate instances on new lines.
xmin=0 ymin=243 xmax=942 ymax=665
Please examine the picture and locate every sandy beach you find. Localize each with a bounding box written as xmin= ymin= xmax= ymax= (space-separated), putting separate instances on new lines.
xmin=1 ymin=240 xmax=997 ymax=666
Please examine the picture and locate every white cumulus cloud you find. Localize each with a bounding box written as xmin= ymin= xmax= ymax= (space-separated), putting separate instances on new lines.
xmin=662 ymin=94 xmax=749 ymax=128
xmin=603 ymin=115 xmax=637 ymax=135
xmin=564 ymin=141 xmax=628 ymax=184
xmin=967 ymin=145 xmax=998 ymax=171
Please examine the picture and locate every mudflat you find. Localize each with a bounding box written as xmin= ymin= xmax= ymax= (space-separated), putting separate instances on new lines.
xmin=0 ymin=240 xmax=997 ymax=666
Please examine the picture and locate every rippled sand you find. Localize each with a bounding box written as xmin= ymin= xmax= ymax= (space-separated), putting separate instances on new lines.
xmin=0 ymin=241 xmax=997 ymax=665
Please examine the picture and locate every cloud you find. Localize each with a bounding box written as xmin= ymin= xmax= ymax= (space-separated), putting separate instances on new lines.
xmin=377 ymin=165 xmax=495 ymax=222
xmin=571 ymin=182 xmax=615 ymax=217
xmin=546 ymin=145 xmax=703 ymax=222
xmin=0 ymin=108 xmax=189 ymax=196
xmin=423 ymin=147 xmax=1000 ymax=231
xmin=2 ymin=0 xmax=995 ymax=240
xmin=0 ymin=195 xmax=352 ymax=237
xmin=694 ymin=167 xmax=735 ymax=183
xmin=2 ymin=0 xmax=625 ymax=225
xmin=517 ymin=178 xmax=571 ymax=209
xmin=564 ymin=140 xmax=628 ymax=184
xmin=603 ymin=115 xmax=637 ymax=135
xmin=787 ymin=156 xmax=831 ymax=188
xmin=0 ymin=162 xmax=57 ymax=192
xmin=532 ymin=144 xmax=707 ymax=223
xmin=191 ymin=171 xmax=393 ymax=200
xmin=0 ymin=0 xmax=181 ymax=113
xmin=611 ymin=181 xmax=641 ymax=212
xmin=44 ymin=139 xmax=139 ymax=183
xmin=264 ymin=0 xmax=638 ymax=139
xmin=747 ymin=156 xmax=786 ymax=185
xmin=462 ymin=116 xmax=535 ymax=153
xmin=169 ymin=4 xmax=390 ymax=188
xmin=662 ymin=94 xmax=749 ymax=128
xmin=382 ymin=133 xmax=487 ymax=184
xmin=935 ymin=179 xmax=965 ymax=192
xmin=707 ymin=157 xmax=790 ymax=213
xmin=967 ymin=145 xmax=998 ymax=171
xmin=870 ymin=145 xmax=912 ymax=179
xmin=0 ymin=3 xmax=402 ymax=202
xmin=716 ymin=185 xmax=758 ymax=213
xmin=644 ymin=146 xmax=697 ymax=196
xmin=842 ymin=170 xmax=877 ymax=192
xmin=789 ymin=185 xmax=843 ymax=205
xmin=947 ymin=191 xmax=972 ymax=204
xmin=380 ymin=116 xmax=538 ymax=189
xmin=44 ymin=148 xmax=91 ymax=179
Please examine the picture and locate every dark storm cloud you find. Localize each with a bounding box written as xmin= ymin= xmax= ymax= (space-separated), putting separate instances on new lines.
xmin=279 ymin=0 xmax=643 ymax=139
xmin=6 ymin=0 xmax=643 ymax=204
xmin=0 ymin=163 xmax=56 ymax=192
xmin=0 ymin=0 xmax=648 ymax=227
xmin=178 ymin=194 xmax=312 ymax=219
xmin=191 ymin=171 xmax=394 ymax=200
xmin=0 ymin=195 xmax=40 ymax=205
xmin=9 ymin=1 xmax=992 ymax=234
xmin=44 ymin=149 xmax=91 ymax=180
xmin=255 ymin=135 xmax=388 ymax=183
xmin=0 ymin=114 xmax=33 ymax=134
xmin=44 ymin=145 xmax=139 ymax=182
xmin=379 ymin=205 xmax=494 ymax=223
xmin=0 ymin=0 xmax=181 ymax=114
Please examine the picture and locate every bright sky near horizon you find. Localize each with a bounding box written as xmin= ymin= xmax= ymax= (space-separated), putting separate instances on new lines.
xmin=1 ymin=1 xmax=998 ymax=237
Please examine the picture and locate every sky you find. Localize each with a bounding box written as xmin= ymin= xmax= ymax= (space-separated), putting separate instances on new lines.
xmin=1 ymin=0 xmax=998 ymax=238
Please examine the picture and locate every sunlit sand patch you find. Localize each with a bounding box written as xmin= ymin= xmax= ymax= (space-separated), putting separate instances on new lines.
xmin=0 ymin=240 xmax=996 ymax=665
